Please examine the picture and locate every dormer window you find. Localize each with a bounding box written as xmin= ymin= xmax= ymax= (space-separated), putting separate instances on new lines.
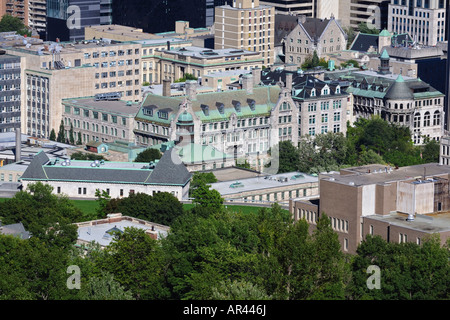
xmin=201 ymin=104 xmax=210 ymax=116
xmin=216 ymin=102 xmax=225 ymax=114
xmin=248 ymin=99 xmax=256 ymax=111
xmin=158 ymin=111 xmax=168 ymax=120
xmin=336 ymin=86 xmax=340 ymax=94
xmin=311 ymin=88 xmax=316 ymax=97
xmin=232 ymin=100 xmax=241 ymax=113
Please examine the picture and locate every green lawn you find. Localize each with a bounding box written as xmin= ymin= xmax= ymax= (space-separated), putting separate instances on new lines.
xmin=0 ymin=197 xmax=287 ymax=217
xmin=72 ymin=200 xmax=100 ymax=216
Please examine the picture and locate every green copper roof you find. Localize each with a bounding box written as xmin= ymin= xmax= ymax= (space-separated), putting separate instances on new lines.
xmin=379 ymin=29 xmax=391 ymax=37
xmin=177 ymin=111 xmax=194 ymax=124
xmin=380 ymin=49 xmax=390 ymax=59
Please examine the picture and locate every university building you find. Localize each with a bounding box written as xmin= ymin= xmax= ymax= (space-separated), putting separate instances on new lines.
xmin=283 ymin=15 xmax=348 ymax=66
xmin=325 ymin=52 xmax=445 ymax=145
xmin=20 ymin=148 xmax=192 ymax=201
xmin=3 ymin=37 xmax=142 ymax=138
xmin=291 ymin=163 xmax=450 ymax=254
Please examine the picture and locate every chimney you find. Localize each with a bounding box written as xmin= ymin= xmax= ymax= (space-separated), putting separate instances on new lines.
xmin=251 ymin=67 xmax=261 ymax=87
xmin=185 ymin=80 xmax=197 ymax=101
xmin=285 ymin=72 xmax=293 ymax=91
xmin=167 ymin=41 xmax=171 ymax=51
xmin=15 ymin=127 xmax=21 ymax=162
xmin=162 ymin=79 xmax=171 ymax=97
xmin=241 ymin=74 xmax=253 ymax=94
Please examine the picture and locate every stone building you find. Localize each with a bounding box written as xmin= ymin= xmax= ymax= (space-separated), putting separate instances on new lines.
xmin=326 ymin=55 xmax=445 ymax=145
xmin=20 ymin=148 xmax=192 ymax=201
xmin=62 ymin=96 xmax=140 ymax=145
xmin=259 ymin=67 xmax=350 ymax=137
xmin=283 ymin=15 xmax=348 ymax=66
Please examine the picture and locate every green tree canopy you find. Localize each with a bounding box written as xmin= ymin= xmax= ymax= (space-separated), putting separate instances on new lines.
xmin=134 ymin=148 xmax=162 ymax=163
xmin=0 ymin=15 xmax=31 ymax=36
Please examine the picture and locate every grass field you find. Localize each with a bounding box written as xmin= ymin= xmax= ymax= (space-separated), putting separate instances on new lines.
xmin=1 ymin=197 xmax=288 ymax=217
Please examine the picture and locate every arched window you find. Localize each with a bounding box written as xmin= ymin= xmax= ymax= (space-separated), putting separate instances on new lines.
xmin=433 ymin=110 xmax=440 ymax=126
xmin=414 ymin=112 xmax=421 ymax=128
xmin=424 ymin=111 xmax=431 ymax=127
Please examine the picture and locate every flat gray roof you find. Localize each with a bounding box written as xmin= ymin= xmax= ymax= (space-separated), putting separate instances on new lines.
xmin=164 ymin=46 xmax=259 ymax=58
xmin=322 ymin=163 xmax=450 ymax=187
xmin=211 ymin=171 xmax=318 ymax=195
xmin=62 ymin=98 xmax=140 ymax=116
xmin=77 ymin=219 xmax=169 ymax=247
xmin=366 ymin=211 xmax=450 ymax=233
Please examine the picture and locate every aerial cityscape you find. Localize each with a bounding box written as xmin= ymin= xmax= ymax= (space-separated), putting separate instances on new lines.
xmin=0 ymin=0 xmax=449 ymax=308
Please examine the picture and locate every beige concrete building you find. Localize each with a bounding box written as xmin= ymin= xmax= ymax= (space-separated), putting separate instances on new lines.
xmin=291 ymin=163 xmax=450 ymax=254
xmin=4 ymin=38 xmax=142 ymax=138
xmin=214 ymin=0 xmax=275 ymax=66
xmin=150 ymin=45 xmax=263 ymax=84
xmin=388 ymin=0 xmax=447 ymax=46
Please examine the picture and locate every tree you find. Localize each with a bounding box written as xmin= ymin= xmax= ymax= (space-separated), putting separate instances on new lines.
xmin=78 ymin=272 xmax=134 ymax=300
xmin=71 ymin=152 xmax=105 ymax=161
xmin=69 ymin=122 xmax=75 ymax=145
xmin=358 ymin=22 xmax=379 ymax=34
xmin=349 ymin=234 xmax=450 ymax=300
xmin=0 ymin=15 xmax=31 ymax=36
xmin=211 ymin=280 xmax=272 ymax=300
xmin=421 ymin=138 xmax=440 ymax=163
xmin=94 ymin=188 xmax=111 ymax=220
xmin=57 ymin=120 xmax=65 ymax=143
xmin=97 ymin=227 xmax=170 ymax=300
xmin=0 ymin=182 xmax=81 ymax=248
xmin=307 ymin=213 xmax=347 ymax=299
xmin=189 ymin=172 xmax=218 ymax=196
xmin=134 ymin=148 xmax=162 ymax=163
xmin=191 ymin=182 xmax=224 ymax=212
xmin=277 ymin=140 xmax=300 ymax=173
xmin=175 ymin=73 xmax=198 ymax=83
xmin=49 ymin=129 xmax=56 ymax=141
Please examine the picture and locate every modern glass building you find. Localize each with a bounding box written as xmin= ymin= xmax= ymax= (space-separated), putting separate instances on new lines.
xmin=46 ymin=0 xmax=112 ymax=41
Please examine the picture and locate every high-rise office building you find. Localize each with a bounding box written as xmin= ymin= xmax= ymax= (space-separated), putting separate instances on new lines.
xmin=260 ymin=0 xmax=339 ymax=19
xmin=339 ymin=0 xmax=390 ymax=30
xmin=214 ymin=0 xmax=275 ymax=66
xmin=388 ymin=0 xmax=447 ymax=46
xmin=111 ymin=0 xmax=226 ymax=34
xmin=46 ymin=0 xmax=112 ymax=42
xmin=0 ymin=50 xmax=21 ymax=134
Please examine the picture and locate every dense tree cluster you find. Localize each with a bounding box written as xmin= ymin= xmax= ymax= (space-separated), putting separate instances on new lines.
xmin=274 ymin=117 xmax=440 ymax=174
xmin=0 ymin=182 xmax=448 ymax=300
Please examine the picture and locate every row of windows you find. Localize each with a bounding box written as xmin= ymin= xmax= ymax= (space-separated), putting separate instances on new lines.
xmin=308 ymin=112 xmax=341 ymax=124
xmin=413 ymin=110 xmax=441 ymax=128
xmin=84 ymin=48 xmax=139 ymax=59
xmin=65 ymin=106 xmax=128 ymax=125
xmin=136 ymin=121 xmax=169 ymax=136
xmin=241 ymin=188 xmax=309 ymax=203
xmin=308 ymin=124 xmax=340 ymax=136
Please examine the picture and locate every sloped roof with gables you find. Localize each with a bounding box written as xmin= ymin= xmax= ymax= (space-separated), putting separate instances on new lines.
xmin=20 ymin=150 xmax=191 ymax=186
